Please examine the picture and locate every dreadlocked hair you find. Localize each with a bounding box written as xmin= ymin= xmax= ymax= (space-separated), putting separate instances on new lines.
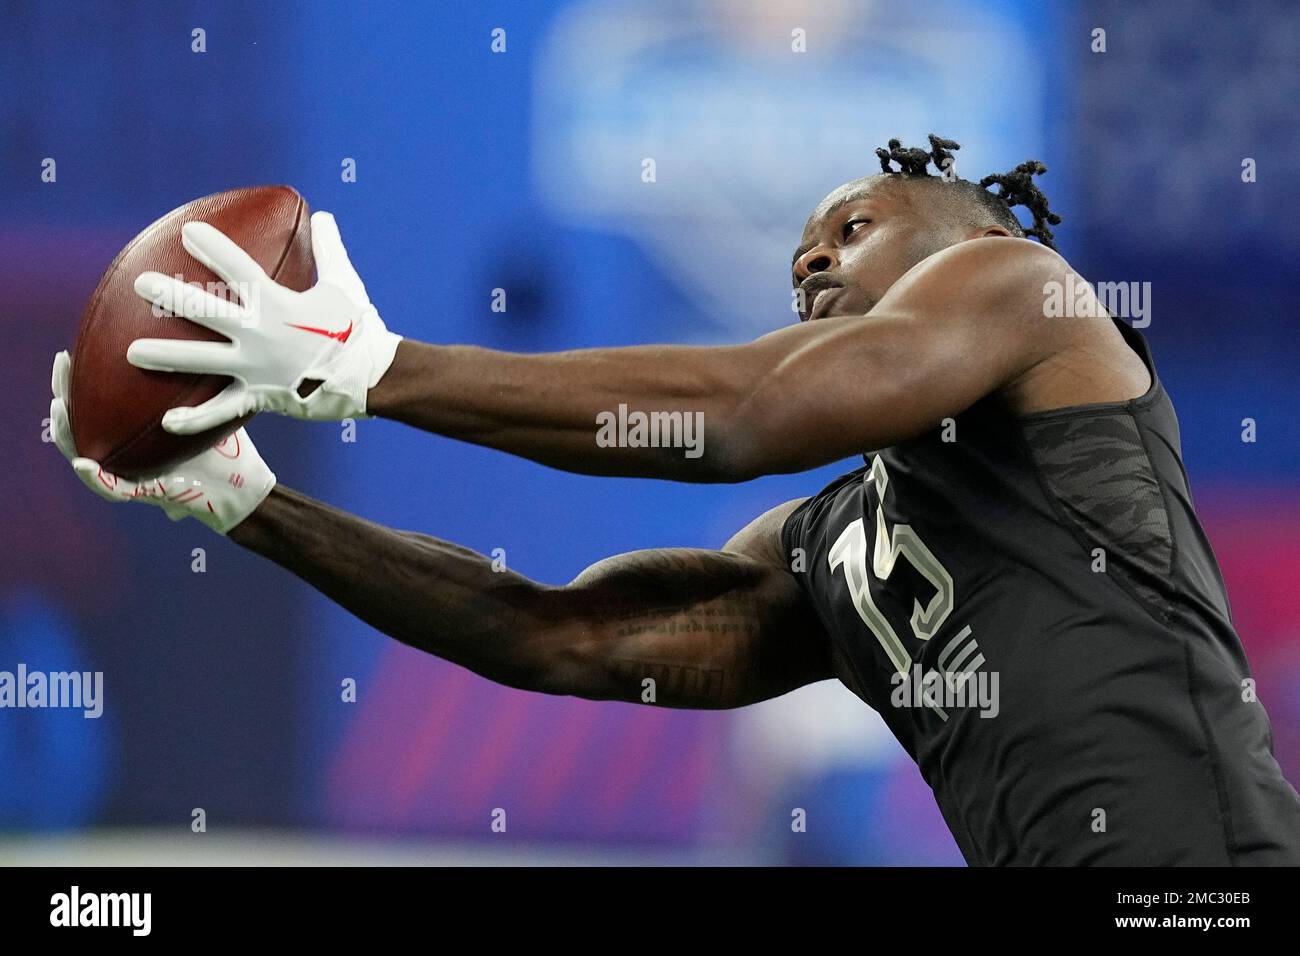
xmin=874 ymin=133 xmax=1062 ymax=250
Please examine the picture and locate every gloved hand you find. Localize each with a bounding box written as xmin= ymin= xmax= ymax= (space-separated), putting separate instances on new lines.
xmin=126 ymin=210 xmax=402 ymax=435
xmin=50 ymin=351 xmax=276 ymax=534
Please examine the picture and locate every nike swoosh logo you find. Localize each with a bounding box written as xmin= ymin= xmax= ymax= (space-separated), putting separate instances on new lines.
xmin=284 ymin=319 xmax=353 ymax=343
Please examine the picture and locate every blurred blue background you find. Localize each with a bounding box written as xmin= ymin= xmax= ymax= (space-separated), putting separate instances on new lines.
xmin=2 ymin=0 xmax=1298 ymax=864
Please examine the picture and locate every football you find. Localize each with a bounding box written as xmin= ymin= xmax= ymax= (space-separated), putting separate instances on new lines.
xmin=68 ymin=185 xmax=314 ymax=478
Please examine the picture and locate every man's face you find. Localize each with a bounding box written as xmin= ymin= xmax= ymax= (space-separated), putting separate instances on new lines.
xmin=791 ymin=175 xmax=966 ymax=322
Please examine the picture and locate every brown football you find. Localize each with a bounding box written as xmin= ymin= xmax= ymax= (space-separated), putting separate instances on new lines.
xmin=69 ymin=185 xmax=313 ymax=478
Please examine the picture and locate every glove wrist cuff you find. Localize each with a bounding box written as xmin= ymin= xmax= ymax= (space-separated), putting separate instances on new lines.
xmin=360 ymin=328 xmax=403 ymax=413
xmin=209 ymin=469 xmax=277 ymax=535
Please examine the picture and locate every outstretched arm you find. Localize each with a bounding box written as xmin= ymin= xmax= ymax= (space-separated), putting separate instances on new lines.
xmin=365 ymin=237 xmax=1067 ymax=480
xmin=50 ymin=346 xmax=831 ymax=708
xmin=129 ymin=219 xmax=1071 ymax=482
xmin=229 ymin=490 xmax=832 ymax=709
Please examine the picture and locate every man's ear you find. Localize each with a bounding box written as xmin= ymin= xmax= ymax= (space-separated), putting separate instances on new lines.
xmin=978 ymin=226 xmax=1014 ymax=239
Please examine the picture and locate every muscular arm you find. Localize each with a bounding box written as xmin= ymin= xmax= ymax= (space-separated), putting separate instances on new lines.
xmin=228 ymin=489 xmax=831 ymax=709
xmin=368 ymin=238 xmax=1072 ymax=481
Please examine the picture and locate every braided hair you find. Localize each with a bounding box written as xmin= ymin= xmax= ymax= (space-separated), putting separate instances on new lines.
xmin=874 ymin=134 xmax=1062 ymax=250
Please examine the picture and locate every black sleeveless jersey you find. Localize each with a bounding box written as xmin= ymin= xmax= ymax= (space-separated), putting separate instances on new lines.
xmin=782 ymin=319 xmax=1300 ymax=865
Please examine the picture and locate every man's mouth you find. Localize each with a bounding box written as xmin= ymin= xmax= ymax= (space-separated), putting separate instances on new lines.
xmin=798 ymin=275 xmax=845 ymax=322
xmin=804 ymin=283 xmax=844 ymax=322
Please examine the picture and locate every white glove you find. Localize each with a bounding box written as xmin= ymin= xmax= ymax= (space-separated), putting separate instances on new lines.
xmin=126 ymin=210 xmax=402 ymax=435
xmin=50 ymin=351 xmax=276 ymax=534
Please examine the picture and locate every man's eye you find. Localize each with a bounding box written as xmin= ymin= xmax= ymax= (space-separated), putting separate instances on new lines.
xmin=843 ymin=218 xmax=872 ymax=239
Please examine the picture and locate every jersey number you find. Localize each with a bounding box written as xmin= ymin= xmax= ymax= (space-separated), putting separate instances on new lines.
xmin=827 ymin=457 xmax=955 ymax=674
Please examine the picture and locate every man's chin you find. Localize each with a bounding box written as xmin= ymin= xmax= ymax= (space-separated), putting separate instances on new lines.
xmin=821 ymin=296 xmax=875 ymax=321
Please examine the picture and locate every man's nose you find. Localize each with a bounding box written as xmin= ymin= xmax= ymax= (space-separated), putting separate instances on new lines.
xmin=794 ymin=246 xmax=838 ymax=282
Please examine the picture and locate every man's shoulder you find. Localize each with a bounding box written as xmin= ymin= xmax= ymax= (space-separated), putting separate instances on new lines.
xmin=913 ymin=236 xmax=1073 ymax=312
